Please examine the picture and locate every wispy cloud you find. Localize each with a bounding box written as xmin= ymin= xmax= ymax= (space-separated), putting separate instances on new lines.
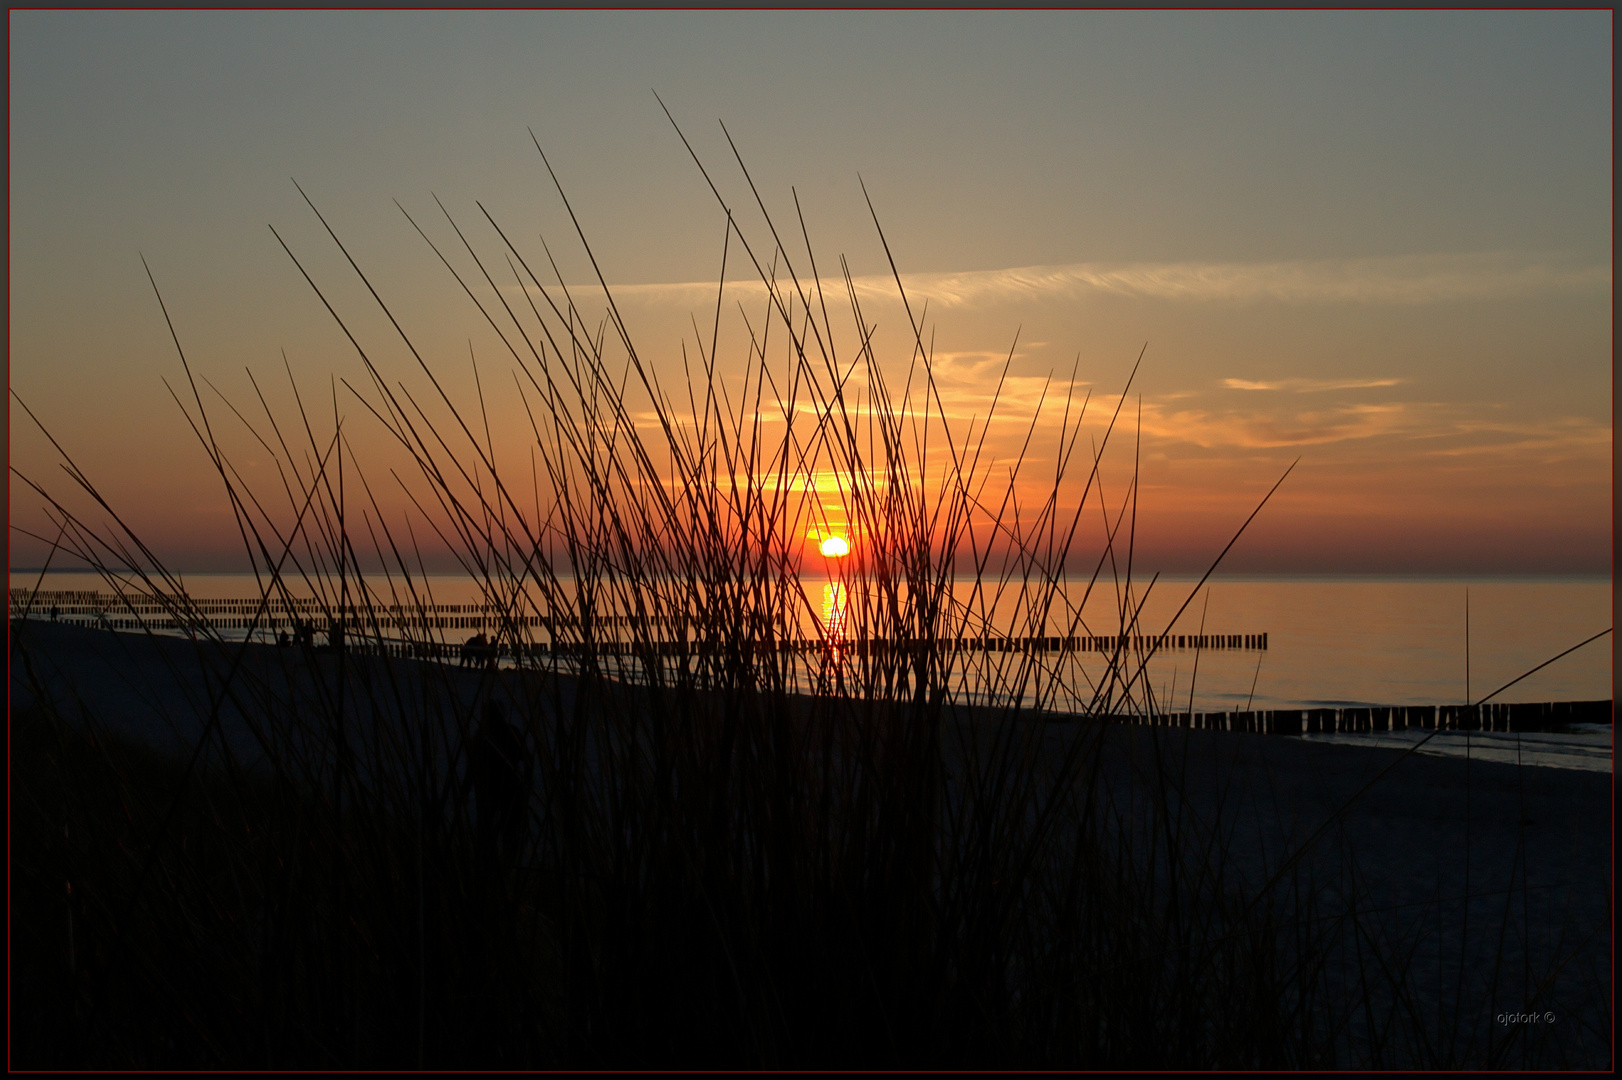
xmin=1222 ymin=377 xmax=1404 ymax=392
xmin=1135 ymin=400 xmax=1418 ymax=449
xmin=582 ymin=251 xmax=1608 ymax=309
xmin=1134 ymin=399 xmax=1611 ymax=458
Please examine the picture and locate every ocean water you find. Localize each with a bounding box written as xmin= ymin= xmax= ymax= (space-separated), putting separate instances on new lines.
xmin=10 ymin=571 xmax=1610 ymax=711
xmin=1074 ymin=575 xmax=1612 ymax=713
xmin=10 ymin=570 xmax=1611 ymax=707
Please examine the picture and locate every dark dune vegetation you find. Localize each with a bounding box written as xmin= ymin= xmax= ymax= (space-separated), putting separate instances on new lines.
xmin=9 ymin=117 xmax=1611 ymax=1068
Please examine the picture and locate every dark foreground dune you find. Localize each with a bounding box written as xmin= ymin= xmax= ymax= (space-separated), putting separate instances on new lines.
xmin=10 ymin=620 xmax=1612 ymax=1067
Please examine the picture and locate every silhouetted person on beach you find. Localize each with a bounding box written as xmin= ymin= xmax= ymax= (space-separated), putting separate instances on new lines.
xmin=49 ymin=605 xmax=58 ymax=622
xmin=467 ymin=700 xmax=531 ymax=860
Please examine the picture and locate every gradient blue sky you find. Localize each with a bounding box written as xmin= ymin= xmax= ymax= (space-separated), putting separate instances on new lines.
xmin=8 ymin=11 xmax=1613 ymax=573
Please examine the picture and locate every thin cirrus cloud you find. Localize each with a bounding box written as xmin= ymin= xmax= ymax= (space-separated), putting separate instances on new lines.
xmin=588 ymin=251 xmax=1608 ymax=308
xmin=1221 ymin=377 xmax=1404 ymax=392
xmin=1136 ymin=399 xmax=1611 ymax=456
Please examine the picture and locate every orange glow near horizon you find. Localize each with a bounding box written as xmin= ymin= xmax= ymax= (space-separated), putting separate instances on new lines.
xmin=819 ymin=536 xmax=851 ymax=558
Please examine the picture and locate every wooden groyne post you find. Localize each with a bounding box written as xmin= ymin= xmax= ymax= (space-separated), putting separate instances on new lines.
xmin=1120 ymin=701 xmax=1611 ymax=736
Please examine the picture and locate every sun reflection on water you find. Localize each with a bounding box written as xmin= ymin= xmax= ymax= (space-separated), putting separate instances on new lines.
xmin=821 ymin=582 xmax=849 ymax=642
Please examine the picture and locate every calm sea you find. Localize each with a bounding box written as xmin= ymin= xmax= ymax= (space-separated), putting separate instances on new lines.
xmin=12 ymin=571 xmax=1610 ymax=712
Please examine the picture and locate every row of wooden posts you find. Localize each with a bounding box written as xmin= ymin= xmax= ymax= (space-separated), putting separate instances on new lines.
xmin=14 ymin=610 xmax=1268 ymax=656
xmin=1106 ymin=700 xmax=1613 ymax=735
xmin=9 ymin=610 xmax=1609 ymax=735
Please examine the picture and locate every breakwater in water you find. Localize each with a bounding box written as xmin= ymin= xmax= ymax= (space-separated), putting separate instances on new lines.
xmin=1098 ymin=700 xmax=1613 ymax=735
xmin=7 ymin=589 xmax=1269 ymax=654
xmin=13 ymin=575 xmax=1610 ymax=733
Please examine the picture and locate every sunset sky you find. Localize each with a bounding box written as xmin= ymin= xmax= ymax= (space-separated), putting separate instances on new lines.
xmin=8 ymin=11 xmax=1612 ymax=575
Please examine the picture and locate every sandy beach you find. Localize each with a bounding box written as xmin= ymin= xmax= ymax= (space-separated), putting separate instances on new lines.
xmin=11 ymin=620 xmax=1612 ymax=1066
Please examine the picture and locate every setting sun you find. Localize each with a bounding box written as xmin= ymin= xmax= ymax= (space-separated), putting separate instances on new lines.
xmin=819 ymin=536 xmax=850 ymax=558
